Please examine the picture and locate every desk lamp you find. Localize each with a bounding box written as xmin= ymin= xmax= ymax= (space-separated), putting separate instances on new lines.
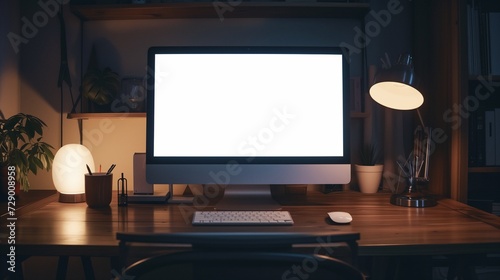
xmin=369 ymin=54 xmax=436 ymax=207
xmin=52 ymin=144 xmax=94 ymax=203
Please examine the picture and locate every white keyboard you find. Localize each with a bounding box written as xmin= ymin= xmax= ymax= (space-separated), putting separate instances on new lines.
xmin=192 ymin=211 xmax=294 ymax=226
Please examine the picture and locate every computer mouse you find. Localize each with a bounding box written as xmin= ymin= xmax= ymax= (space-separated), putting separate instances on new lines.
xmin=328 ymin=211 xmax=352 ymax=224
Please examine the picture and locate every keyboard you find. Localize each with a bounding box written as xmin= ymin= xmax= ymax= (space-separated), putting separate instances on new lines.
xmin=192 ymin=211 xmax=294 ymax=226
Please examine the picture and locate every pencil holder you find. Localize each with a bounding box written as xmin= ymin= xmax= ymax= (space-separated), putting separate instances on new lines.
xmin=85 ymin=173 xmax=113 ymax=208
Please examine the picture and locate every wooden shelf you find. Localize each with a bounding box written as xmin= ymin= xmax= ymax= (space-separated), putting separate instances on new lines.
xmin=70 ymin=2 xmax=370 ymax=21
xmin=67 ymin=112 xmax=146 ymax=119
xmin=468 ymin=166 xmax=500 ymax=173
xmin=68 ymin=112 xmax=367 ymax=119
xmin=468 ymin=75 xmax=500 ymax=82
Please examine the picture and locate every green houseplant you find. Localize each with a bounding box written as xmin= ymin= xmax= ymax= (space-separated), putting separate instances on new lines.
xmin=359 ymin=144 xmax=382 ymax=166
xmin=82 ymin=46 xmax=120 ymax=111
xmin=0 ymin=113 xmax=55 ymax=192
xmin=355 ymin=144 xmax=383 ymax=193
xmin=82 ymin=66 xmax=120 ymax=107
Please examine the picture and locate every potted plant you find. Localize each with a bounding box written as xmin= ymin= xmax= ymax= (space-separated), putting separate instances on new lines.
xmin=355 ymin=144 xmax=383 ymax=193
xmin=82 ymin=66 xmax=120 ymax=110
xmin=0 ymin=113 xmax=55 ymax=194
xmin=82 ymin=46 xmax=121 ymax=112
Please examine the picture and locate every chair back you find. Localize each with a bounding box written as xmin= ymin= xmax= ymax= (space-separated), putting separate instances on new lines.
xmin=119 ymin=250 xmax=366 ymax=280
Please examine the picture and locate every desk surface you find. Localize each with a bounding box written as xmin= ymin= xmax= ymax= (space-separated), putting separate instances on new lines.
xmin=1 ymin=190 xmax=500 ymax=257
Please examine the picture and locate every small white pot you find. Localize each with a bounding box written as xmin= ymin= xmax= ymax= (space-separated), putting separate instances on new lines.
xmin=355 ymin=164 xmax=384 ymax=193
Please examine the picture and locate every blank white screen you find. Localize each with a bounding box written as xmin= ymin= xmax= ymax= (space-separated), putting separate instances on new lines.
xmin=153 ymin=53 xmax=344 ymax=157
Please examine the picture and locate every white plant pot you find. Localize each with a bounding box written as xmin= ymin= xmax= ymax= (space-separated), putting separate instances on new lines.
xmin=355 ymin=164 xmax=384 ymax=194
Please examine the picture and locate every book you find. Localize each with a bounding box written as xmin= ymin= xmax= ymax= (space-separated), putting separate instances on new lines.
xmin=492 ymin=202 xmax=500 ymax=216
xmin=490 ymin=13 xmax=500 ymax=75
xmin=469 ymin=110 xmax=483 ymax=166
xmin=476 ymin=111 xmax=486 ymax=166
xmin=469 ymin=110 xmax=478 ymax=166
xmin=496 ymin=108 xmax=500 ymax=165
xmin=485 ymin=110 xmax=495 ymax=166
xmin=467 ymin=3 xmax=481 ymax=74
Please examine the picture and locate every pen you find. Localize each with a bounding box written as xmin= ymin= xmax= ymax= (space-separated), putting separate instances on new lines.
xmin=86 ymin=164 xmax=93 ymax=176
xmin=106 ymin=164 xmax=116 ymax=175
xmin=99 ymin=164 xmax=102 ymax=173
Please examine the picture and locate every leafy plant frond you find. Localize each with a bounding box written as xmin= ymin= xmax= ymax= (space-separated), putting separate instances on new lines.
xmin=83 ymin=67 xmax=120 ymax=106
xmin=1 ymin=113 xmax=54 ymax=191
xmin=359 ymin=144 xmax=382 ymax=166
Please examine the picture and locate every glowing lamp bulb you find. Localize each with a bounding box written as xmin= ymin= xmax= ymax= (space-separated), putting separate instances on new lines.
xmin=370 ymin=81 xmax=424 ymax=110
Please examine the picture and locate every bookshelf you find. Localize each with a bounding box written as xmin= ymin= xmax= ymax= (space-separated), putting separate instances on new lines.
xmin=412 ymin=0 xmax=499 ymax=209
xmin=466 ymin=0 xmax=500 ymax=215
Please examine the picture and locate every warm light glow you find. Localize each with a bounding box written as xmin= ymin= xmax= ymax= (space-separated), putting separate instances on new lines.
xmin=52 ymin=144 xmax=94 ymax=194
xmin=370 ymin=81 xmax=424 ymax=110
xmin=59 ymin=205 xmax=87 ymax=237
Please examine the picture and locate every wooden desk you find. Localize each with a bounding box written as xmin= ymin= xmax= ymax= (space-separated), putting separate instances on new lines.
xmin=1 ymin=190 xmax=499 ymax=255
xmin=0 ymin=190 xmax=56 ymax=218
xmin=1 ymin=190 xmax=500 ymax=277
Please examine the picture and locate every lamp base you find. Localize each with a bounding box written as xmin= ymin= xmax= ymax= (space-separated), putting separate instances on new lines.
xmin=390 ymin=192 xmax=436 ymax=207
xmin=59 ymin=193 xmax=86 ymax=203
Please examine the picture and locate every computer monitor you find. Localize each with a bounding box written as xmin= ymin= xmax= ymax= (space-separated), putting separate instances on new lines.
xmin=146 ymin=46 xmax=350 ymax=210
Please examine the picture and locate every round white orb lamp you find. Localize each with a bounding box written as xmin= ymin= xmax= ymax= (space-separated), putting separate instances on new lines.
xmin=52 ymin=144 xmax=95 ymax=203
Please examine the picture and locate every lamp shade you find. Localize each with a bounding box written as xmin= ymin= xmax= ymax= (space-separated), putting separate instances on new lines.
xmin=52 ymin=144 xmax=94 ymax=202
xmin=369 ymin=54 xmax=424 ymax=110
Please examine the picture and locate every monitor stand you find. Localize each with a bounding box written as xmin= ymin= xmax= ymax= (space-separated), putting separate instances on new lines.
xmin=214 ymin=185 xmax=282 ymax=211
xmin=168 ymin=184 xmax=195 ymax=204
